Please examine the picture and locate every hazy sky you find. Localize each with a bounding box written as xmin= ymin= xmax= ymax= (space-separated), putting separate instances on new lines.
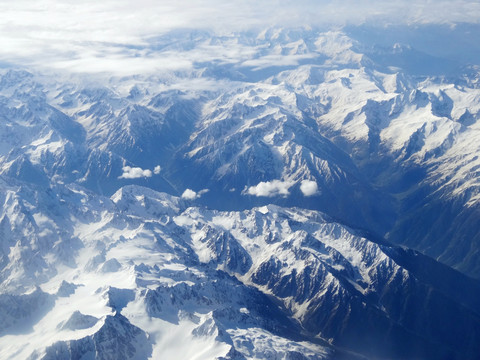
xmin=0 ymin=0 xmax=479 ymax=74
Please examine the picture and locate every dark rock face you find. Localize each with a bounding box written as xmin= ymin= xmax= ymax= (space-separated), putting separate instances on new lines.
xmin=243 ymin=209 xmax=480 ymax=359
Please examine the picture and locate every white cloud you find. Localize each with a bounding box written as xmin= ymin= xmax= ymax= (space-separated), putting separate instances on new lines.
xmin=181 ymin=189 xmax=198 ymax=200
xmin=118 ymin=166 xmax=152 ymax=179
xmin=181 ymin=188 xmax=209 ymax=200
xmin=0 ymin=0 xmax=478 ymax=74
xmin=153 ymin=165 xmax=161 ymax=174
xmin=244 ymin=180 xmax=294 ymax=197
xmin=300 ymin=179 xmax=318 ymax=196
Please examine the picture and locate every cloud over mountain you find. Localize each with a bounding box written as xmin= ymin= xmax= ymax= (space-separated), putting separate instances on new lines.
xmin=244 ymin=180 xmax=295 ymax=197
xmin=300 ymin=180 xmax=318 ymax=197
xmin=0 ymin=0 xmax=479 ymax=74
xmin=118 ymin=166 xmax=152 ymax=179
xmin=181 ymin=188 xmax=209 ymax=200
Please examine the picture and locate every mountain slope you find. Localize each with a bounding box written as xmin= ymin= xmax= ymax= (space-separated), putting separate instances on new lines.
xmin=0 ymin=180 xmax=479 ymax=359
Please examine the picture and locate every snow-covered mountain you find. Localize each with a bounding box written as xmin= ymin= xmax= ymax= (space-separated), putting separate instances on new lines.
xmin=1 ymin=24 xmax=480 ymax=359
xmin=1 ymin=180 xmax=480 ymax=359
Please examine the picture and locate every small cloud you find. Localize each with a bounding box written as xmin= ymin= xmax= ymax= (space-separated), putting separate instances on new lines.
xmin=154 ymin=165 xmax=161 ymax=175
xmin=244 ymin=179 xmax=294 ymax=197
xmin=300 ymin=179 xmax=318 ymax=196
xmin=118 ymin=166 xmax=152 ymax=179
xmin=181 ymin=189 xmax=198 ymax=200
xmin=181 ymin=188 xmax=209 ymax=200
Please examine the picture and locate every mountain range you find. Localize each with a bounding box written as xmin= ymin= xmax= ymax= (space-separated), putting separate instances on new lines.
xmin=1 ymin=24 xmax=480 ymax=359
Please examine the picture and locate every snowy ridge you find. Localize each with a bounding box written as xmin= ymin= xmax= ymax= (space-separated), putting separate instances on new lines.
xmin=0 ymin=181 xmax=335 ymax=359
xmin=0 ymin=181 xmax=479 ymax=359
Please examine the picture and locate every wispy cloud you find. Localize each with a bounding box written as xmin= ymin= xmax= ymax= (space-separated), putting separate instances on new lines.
xmin=0 ymin=1 xmax=478 ymax=74
xmin=241 ymin=54 xmax=317 ymax=71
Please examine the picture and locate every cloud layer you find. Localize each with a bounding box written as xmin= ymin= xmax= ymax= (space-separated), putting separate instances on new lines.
xmin=0 ymin=1 xmax=478 ymax=74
